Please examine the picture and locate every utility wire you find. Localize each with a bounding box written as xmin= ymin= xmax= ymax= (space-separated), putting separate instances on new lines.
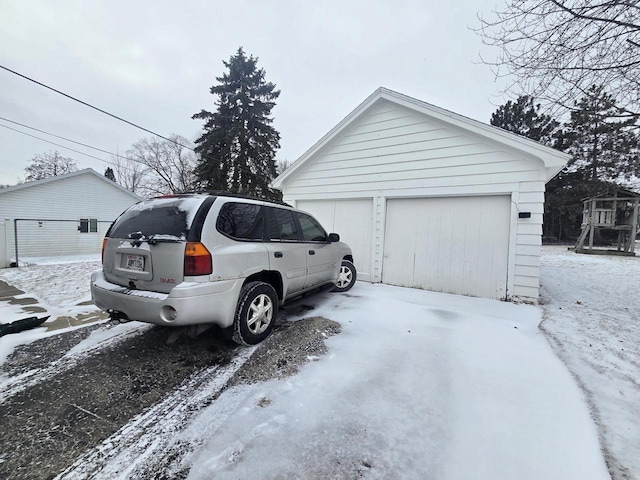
xmin=1 ymin=123 xmax=115 ymax=164
xmin=0 ymin=115 xmax=131 ymax=161
xmin=0 ymin=123 xmax=149 ymax=174
xmin=0 ymin=64 xmax=195 ymax=151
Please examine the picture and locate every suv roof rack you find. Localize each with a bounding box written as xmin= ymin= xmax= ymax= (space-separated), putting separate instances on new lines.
xmin=166 ymin=190 xmax=292 ymax=208
xmin=209 ymin=191 xmax=292 ymax=207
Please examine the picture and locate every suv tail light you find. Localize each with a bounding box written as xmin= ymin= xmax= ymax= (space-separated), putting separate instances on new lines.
xmin=101 ymin=238 xmax=107 ymax=264
xmin=184 ymin=242 xmax=212 ymax=276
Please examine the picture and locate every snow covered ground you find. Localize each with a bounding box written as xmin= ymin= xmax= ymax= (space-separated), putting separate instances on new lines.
xmin=0 ymin=254 xmax=101 ymax=320
xmin=0 ymin=255 xmax=107 ymax=366
xmin=540 ymin=246 xmax=640 ymax=480
xmin=0 ymin=250 xmax=637 ymax=478
xmin=180 ymin=285 xmax=609 ymax=480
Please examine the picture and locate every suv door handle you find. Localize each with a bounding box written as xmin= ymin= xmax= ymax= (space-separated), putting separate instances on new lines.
xmin=308 ymin=250 xmax=315 ymax=255
xmin=274 ymin=251 xmax=283 ymax=258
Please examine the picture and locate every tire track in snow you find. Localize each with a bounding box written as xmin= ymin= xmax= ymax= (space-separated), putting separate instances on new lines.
xmin=0 ymin=325 xmax=243 ymax=480
xmin=0 ymin=322 xmax=150 ymax=403
xmin=55 ymin=347 xmax=256 ymax=480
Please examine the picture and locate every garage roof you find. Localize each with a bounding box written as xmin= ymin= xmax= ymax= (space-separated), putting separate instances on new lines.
xmin=0 ymin=168 xmax=143 ymax=200
xmin=272 ymin=87 xmax=571 ymax=189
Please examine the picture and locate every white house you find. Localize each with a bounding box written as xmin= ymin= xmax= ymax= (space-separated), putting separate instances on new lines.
xmin=272 ymin=88 xmax=571 ymax=302
xmin=0 ymin=168 xmax=142 ymax=267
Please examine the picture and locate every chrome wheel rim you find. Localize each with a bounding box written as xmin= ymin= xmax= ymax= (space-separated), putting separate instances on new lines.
xmin=247 ymin=294 xmax=273 ymax=335
xmin=336 ymin=265 xmax=353 ymax=289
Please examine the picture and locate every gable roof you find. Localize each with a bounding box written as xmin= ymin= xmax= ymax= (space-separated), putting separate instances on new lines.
xmin=272 ymin=87 xmax=572 ymax=189
xmin=0 ymin=168 xmax=143 ymax=201
xmin=588 ymin=186 xmax=640 ymax=200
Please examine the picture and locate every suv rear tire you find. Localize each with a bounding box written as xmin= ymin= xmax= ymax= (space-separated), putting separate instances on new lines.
xmin=232 ymin=281 xmax=279 ymax=346
xmin=332 ymin=260 xmax=357 ymax=292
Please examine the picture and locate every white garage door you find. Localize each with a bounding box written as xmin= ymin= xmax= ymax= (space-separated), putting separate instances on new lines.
xmin=296 ymin=199 xmax=372 ymax=282
xmin=383 ymin=196 xmax=510 ymax=299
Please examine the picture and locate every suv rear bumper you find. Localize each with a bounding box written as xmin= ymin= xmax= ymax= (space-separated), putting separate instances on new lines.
xmin=90 ymin=270 xmax=242 ymax=328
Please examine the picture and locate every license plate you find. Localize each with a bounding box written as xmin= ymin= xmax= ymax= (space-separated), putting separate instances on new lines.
xmin=126 ymin=254 xmax=144 ymax=271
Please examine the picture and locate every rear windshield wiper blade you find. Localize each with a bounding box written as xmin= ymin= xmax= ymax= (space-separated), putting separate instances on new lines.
xmin=147 ymin=234 xmax=184 ymax=245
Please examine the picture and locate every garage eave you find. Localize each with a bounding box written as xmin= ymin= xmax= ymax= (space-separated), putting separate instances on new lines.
xmin=271 ymin=87 xmax=571 ymax=189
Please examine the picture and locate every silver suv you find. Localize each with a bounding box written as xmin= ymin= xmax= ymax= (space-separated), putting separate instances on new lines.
xmin=90 ymin=193 xmax=355 ymax=345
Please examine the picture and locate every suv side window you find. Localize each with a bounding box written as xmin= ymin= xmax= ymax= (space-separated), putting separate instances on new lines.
xmin=267 ymin=207 xmax=299 ymax=242
xmin=296 ymin=212 xmax=327 ymax=242
xmin=217 ymin=202 xmax=264 ymax=241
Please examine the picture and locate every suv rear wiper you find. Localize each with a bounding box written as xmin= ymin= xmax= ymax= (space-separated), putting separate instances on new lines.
xmin=147 ymin=234 xmax=184 ymax=245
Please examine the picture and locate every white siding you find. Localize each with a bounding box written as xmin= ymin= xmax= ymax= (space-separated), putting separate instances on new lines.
xmin=10 ymin=220 xmax=112 ymax=258
xmin=0 ymin=221 xmax=6 ymax=268
xmin=511 ymin=180 xmax=545 ymax=300
xmin=283 ymin=101 xmax=542 ymax=199
xmin=282 ymin=100 xmax=550 ymax=302
xmin=0 ymin=171 xmax=140 ymax=261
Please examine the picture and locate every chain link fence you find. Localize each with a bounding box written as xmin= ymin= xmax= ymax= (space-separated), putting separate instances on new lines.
xmin=10 ymin=218 xmax=113 ymax=266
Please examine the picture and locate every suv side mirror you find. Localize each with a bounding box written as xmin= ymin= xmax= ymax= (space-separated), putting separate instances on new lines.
xmin=328 ymin=233 xmax=340 ymax=243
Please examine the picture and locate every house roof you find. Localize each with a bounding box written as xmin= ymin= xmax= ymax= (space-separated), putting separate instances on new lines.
xmin=272 ymin=87 xmax=572 ymax=189
xmin=587 ymin=186 xmax=640 ymax=200
xmin=0 ymin=168 xmax=143 ymax=201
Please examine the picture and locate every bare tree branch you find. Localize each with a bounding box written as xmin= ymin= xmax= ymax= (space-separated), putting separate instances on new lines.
xmin=109 ymin=150 xmax=149 ymax=196
xmin=111 ymin=135 xmax=197 ymax=198
xmin=24 ymin=151 xmax=78 ymax=181
xmin=475 ymin=0 xmax=640 ymax=117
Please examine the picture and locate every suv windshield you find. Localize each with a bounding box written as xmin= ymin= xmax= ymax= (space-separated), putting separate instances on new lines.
xmin=109 ymin=196 xmax=207 ymax=240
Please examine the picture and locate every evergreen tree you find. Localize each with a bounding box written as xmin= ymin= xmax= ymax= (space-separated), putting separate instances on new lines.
xmin=490 ymin=90 xmax=639 ymax=240
xmin=563 ymin=85 xmax=638 ymax=185
xmin=490 ymin=95 xmax=561 ymax=147
xmin=193 ymin=48 xmax=281 ymax=199
xmin=544 ymin=85 xmax=639 ymax=240
xmin=490 ymin=96 xmax=571 ymax=240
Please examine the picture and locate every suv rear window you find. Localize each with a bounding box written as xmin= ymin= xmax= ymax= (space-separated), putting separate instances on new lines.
xmin=109 ymin=196 xmax=206 ymax=240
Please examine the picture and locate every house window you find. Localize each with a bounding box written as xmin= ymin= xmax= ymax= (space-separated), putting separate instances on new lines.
xmin=80 ymin=218 xmax=98 ymax=233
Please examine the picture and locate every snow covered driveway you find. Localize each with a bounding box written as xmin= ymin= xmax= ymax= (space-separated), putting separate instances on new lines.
xmin=174 ymin=285 xmax=608 ymax=480
xmin=0 ymin=257 xmax=614 ymax=479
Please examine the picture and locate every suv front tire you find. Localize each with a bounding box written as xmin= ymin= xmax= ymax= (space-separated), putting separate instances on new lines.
xmin=332 ymin=260 xmax=357 ymax=293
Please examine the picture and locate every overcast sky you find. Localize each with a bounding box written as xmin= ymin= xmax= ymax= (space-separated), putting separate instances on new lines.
xmin=0 ymin=0 xmax=506 ymax=186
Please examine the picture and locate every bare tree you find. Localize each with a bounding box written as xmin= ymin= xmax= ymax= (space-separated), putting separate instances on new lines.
xmin=109 ymin=135 xmax=197 ymax=198
xmin=24 ymin=151 xmax=78 ymax=181
xmin=125 ymin=134 xmax=197 ymax=196
xmin=276 ymin=159 xmax=291 ymax=175
xmin=110 ymin=149 xmax=149 ymax=196
xmin=475 ymin=1 xmax=640 ymax=118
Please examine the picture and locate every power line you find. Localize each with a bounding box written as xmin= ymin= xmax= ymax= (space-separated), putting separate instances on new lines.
xmin=0 ymin=115 xmax=131 ymax=161
xmin=0 ymin=123 xmax=149 ymax=175
xmin=0 ymin=123 xmax=112 ymax=164
xmin=0 ymin=63 xmax=195 ymax=151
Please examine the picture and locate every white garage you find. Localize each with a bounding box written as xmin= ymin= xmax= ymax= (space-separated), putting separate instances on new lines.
xmin=273 ymin=88 xmax=570 ymax=302
xmin=0 ymin=169 xmax=142 ymax=267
